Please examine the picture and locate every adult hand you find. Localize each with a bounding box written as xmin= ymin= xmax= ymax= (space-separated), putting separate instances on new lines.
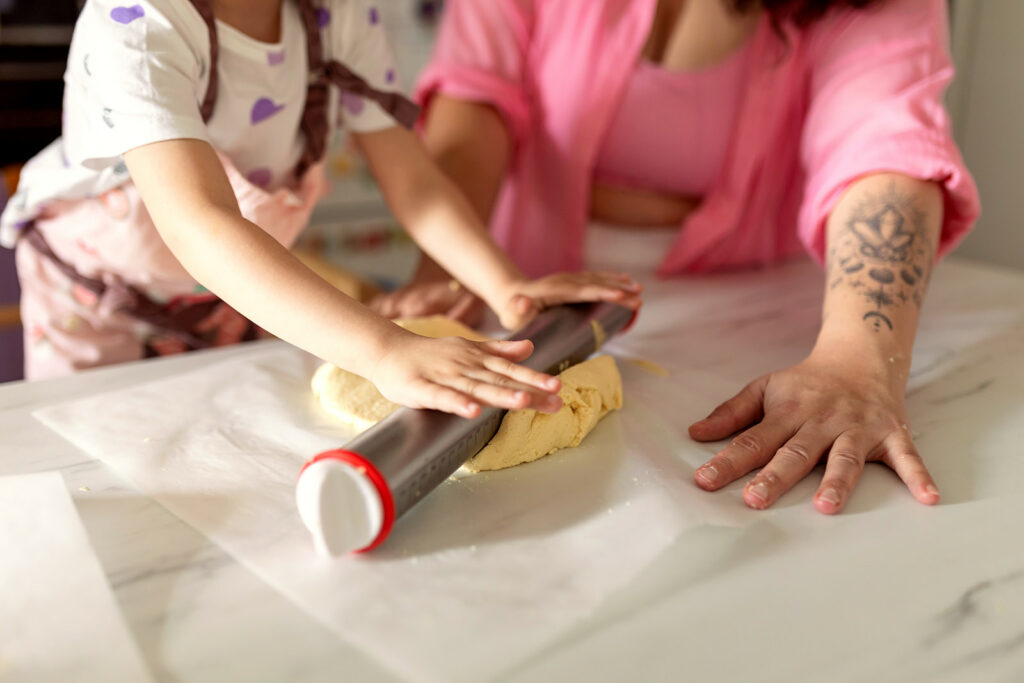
xmin=688 ymin=350 xmax=939 ymax=514
xmin=369 ymin=278 xmax=485 ymax=326
xmin=492 ymin=271 xmax=643 ymax=330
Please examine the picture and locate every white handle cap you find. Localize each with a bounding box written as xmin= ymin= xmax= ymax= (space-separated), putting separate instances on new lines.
xmin=296 ymin=459 xmax=384 ymax=557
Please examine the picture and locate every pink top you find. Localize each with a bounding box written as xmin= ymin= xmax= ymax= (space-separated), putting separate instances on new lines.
xmin=415 ymin=0 xmax=980 ymax=277
xmin=594 ymin=45 xmax=750 ymax=197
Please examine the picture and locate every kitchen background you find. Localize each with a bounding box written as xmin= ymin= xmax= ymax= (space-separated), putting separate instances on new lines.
xmin=0 ymin=0 xmax=1019 ymax=383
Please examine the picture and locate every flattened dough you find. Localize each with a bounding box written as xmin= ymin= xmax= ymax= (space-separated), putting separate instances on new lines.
xmin=464 ymin=355 xmax=622 ymax=473
xmin=313 ymin=320 xmax=622 ymax=473
xmin=311 ymin=317 xmax=490 ymax=432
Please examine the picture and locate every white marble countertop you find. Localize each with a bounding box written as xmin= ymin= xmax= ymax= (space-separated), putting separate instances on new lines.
xmin=2 ymin=257 xmax=1023 ymax=682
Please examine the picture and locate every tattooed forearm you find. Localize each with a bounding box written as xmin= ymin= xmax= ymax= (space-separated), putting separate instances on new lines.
xmin=826 ymin=179 xmax=937 ymax=334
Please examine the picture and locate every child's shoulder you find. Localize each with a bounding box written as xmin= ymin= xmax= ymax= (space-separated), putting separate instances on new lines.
xmin=78 ymin=0 xmax=208 ymax=50
xmin=314 ymin=0 xmax=391 ymax=57
xmin=317 ymin=0 xmax=398 ymax=32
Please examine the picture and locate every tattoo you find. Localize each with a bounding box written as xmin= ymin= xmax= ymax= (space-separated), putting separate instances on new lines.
xmin=826 ymin=182 xmax=933 ymax=333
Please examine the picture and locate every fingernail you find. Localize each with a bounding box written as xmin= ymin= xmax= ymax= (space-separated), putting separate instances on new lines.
xmin=746 ymin=481 xmax=768 ymax=504
xmin=925 ymin=484 xmax=939 ymax=497
xmin=696 ymin=465 xmax=719 ymax=485
xmin=546 ymin=377 xmax=560 ymax=390
xmin=818 ymin=488 xmax=840 ymax=507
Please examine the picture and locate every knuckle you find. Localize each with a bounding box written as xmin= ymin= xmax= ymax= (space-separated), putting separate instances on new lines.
xmin=710 ymin=401 xmax=735 ymax=420
xmin=883 ymin=416 xmax=908 ymax=433
xmin=730 ymin=433 xmax=764 ymax=455
xmin=774 ymin=399 xmax=801 ymax=416
xmin=456 ymin=377 xmax=479 ymax=398
xmin=827 ymin=450 xmax=863 ymax=472
xmin=813 ymin=407 xmax=839 ymax=424
xmin=892 ymin=450 xmax=924 ymax=468
xmin=489 ymin=373 xmax=512 ymax=388
xmin=776 ymin=442 xmax=815 ymax=467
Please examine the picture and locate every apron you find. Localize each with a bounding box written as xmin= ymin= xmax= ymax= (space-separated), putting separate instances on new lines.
xmin=16 ymin=0 xmax=418 ymax=379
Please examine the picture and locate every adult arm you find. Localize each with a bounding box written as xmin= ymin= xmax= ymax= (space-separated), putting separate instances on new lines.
xmin=687 ymin=0 xmax=978 ymax=512
xmin=690 ymin=172 xmax=942 ymax=512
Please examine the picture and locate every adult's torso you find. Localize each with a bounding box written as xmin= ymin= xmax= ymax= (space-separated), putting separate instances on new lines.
xmin=588 ymin=0 xmax=761 ymax=229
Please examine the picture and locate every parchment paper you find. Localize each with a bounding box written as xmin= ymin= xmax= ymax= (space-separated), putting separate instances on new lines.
xmin=0 ymin=472 xmax=152 ymax=683
xmin=35 ymin=346 xmax=719 ymax=681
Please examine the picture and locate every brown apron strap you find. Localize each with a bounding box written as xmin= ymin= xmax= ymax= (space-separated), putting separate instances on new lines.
xmin=22 ymin=223 xmax=237 ymax=351
xmin=294 ymin=0 xmax=421 ymax=177
xmin=186 ymin=0 xmax=219 ymax=123
xmin=322 ymin=60 xmax=422 ymax=128
xmin=22 ymin=225 xmax=106 ymax=297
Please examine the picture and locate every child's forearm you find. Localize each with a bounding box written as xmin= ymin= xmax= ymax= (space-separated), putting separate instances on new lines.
xmin=405 ymin=97 xmax=513 ymax=286
xmin=125 ymin=138 xmax=408 ymax=373
xmin=167 ymin=209 xmax=405 ymax=372
xmin=355 ymin=126 xmax=526 ymax=308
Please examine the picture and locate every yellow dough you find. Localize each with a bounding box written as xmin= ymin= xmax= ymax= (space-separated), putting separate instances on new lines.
xmin=388 ymin=316 xmax=490 ymax=342
xmin=311 ymin=362 xmax=400 ymax=433
xmin=311 ymin=317 xmax=490 ymax=432
xmin=313 ymin=319 xmax=622 ymax=473
xmin=291 ymin=247 xmax=378 ymax=303
xmin=463 ymin=355 xmax=622 ymax=473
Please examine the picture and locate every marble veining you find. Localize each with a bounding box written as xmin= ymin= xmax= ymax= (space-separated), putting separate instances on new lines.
xmin=926 ymin=570 xmax=1024 ymax=649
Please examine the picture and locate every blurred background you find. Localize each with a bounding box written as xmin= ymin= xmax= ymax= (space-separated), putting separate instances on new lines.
xmin=0 ymin=0 xmax=1019 ymax=382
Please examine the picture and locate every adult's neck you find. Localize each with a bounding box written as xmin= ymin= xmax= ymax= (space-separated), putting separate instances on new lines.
xmin=212 ymin=0 xmax=285 ymax=43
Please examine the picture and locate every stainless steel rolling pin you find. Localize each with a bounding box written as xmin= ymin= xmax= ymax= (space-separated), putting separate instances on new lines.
xmin=296 ymin=302 xmax=637 ymax=556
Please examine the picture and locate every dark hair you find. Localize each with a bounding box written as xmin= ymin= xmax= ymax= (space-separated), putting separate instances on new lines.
xmin=732 ymin=0 xmax=880 ymax=26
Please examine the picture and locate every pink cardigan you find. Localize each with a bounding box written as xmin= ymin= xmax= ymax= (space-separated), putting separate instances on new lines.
xmin=415 ymin=0 xmax=980 ymax=277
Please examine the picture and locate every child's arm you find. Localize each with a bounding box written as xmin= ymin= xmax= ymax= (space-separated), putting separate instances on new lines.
xmin=124 ymin=138 xmax=562 ymax=418
xmin=352 ymin=126 xmax=643 ymax=330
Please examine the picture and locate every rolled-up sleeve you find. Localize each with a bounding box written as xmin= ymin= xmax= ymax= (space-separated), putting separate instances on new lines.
xmin=798 ymin=0 xmax=980 ymax=264
xmin=414 ymin=0 xmax=534 ymax=148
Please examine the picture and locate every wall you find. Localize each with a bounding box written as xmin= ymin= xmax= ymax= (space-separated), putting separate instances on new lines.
xmin=948 ymin=0 xmax=1024 ymax=271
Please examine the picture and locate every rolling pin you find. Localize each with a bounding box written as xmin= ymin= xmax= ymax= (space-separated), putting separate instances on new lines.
xmin=296 ymin=302 xmax=637 ymax=557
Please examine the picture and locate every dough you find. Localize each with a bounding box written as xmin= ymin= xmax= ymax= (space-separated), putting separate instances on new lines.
xmin=626 ymin=358 xmax=669 ymax=377
xmin=313 ymin=320 xmax=622 ymax=474
xmin=312 ymin=362 xmax=401 ymax=433
xmin=590 ymin=319 xmax=607 ymax=349
xmin=311 ymin=317 xmax=490 ymax=432
xmin=292 ymin=247 xmax=378 ymax=302
xmin=387 ymin=316 xmax=490 ymax=342
xmin=463 ymin=355 xmax=622 ymax=473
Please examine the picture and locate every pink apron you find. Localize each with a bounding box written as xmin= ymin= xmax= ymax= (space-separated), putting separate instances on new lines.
xmin=15 ymin=0 xmax=418 ymax=379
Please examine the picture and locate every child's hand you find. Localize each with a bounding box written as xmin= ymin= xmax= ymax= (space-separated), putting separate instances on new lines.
xmin=369 ymin=332 xmax=563 ymax=419
xmin=491 ymin=271 xmax=643 ymax=330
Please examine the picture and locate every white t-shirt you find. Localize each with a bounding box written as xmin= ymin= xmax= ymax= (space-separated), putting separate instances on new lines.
xmin=0 ymin=0 xmax=399 ymax=247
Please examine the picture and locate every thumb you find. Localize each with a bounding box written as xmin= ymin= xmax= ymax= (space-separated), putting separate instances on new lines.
xmin=499 ymin=294 xmax=538 ymax=330
xmin=688 ymin=378 xmax=767 ymax=441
